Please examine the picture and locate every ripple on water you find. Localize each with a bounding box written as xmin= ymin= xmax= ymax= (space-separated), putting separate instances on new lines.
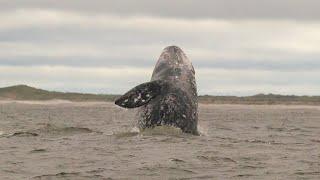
xmin=197 ymin=155 xmax=237 ymax=164
xmin=33 ymin=172 xmax=81 ymax=180
xmin=1 ymin=123 xmax=95 ymax=139
xmin=30 ymin=149 xmax=47 ymax=153
xmin=5 ymin=131 xmax=39 ymax=138
xmin=1 ymin=103 xmax=319 ymax=179
xmin=35 ymin=123 xmax=94 ymax=136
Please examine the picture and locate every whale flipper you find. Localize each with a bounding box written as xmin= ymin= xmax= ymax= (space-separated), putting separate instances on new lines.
xmin=115 ymin=80 xmax=165 ymax=108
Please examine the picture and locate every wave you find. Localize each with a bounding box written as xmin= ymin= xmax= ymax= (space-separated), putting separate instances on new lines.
xmin=0 ymin=131 xmax=4 ymax=137
xmin=33 ymin=172 xmax=81 ymax=180
xmin=2 ymin=124 xmax=95 ymax=138
xmin=35 ymin=123 xmax=93 ymax=136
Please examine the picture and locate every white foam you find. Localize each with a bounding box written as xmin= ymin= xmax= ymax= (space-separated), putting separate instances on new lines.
xmin=130 ymin=126 xmax=141 ymax=133
xmin=197 ymin=125 xmax=208 ymax=136
xmin=141 ymin=125 xmax=183 ymax=136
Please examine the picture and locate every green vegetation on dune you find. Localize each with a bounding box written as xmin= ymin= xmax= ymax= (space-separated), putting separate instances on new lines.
xmin=0 ymin=85 xmax=319 ymax=105
xmin=0 ymin=85 xmax=119 ymax=101
xmin=199 ymin=94 xmax=320 ymax=105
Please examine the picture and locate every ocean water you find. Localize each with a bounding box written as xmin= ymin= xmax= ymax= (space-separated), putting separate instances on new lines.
xmin=0 ymin=101 xmax=319 ymax=179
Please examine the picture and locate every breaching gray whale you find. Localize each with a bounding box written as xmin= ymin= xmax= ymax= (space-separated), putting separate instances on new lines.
xmin=115 ymin=46 xmax=198 ymax=135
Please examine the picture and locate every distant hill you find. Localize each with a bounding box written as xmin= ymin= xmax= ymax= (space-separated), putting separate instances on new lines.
xmin=199 ymin=93 xmax=320 ymax=105
xmin=0 ymin=85 xmax=118 ymax=102
xmin=0 ymin=85 xmax=319 ymax=105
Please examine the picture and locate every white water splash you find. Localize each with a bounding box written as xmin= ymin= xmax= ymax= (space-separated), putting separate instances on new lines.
xmin=197 ymin=125 xmax=208 ymax=136
xmin=130 ymin=126 xmax=140 ymax=133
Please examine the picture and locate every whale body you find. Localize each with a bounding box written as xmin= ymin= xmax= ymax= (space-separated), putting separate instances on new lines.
xmin=115 ymin=46 xmax=198 ymax=135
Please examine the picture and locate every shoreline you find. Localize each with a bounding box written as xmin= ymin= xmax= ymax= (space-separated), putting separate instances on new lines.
xmin=1 ymin=99 xmax=320 ymax=107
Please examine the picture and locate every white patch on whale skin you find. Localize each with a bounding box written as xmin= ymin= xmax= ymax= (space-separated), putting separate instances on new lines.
xmin=134 ymin=93 xmax=142 ymax=103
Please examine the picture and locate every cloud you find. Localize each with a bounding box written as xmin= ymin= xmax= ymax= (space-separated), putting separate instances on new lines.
xmin=0 ymin=9 xmax=319 ymax=71
xmin=0 ymin=7 xmax=319 ymax=95
xmin=1 ymin=0 xmax=320 ymax=21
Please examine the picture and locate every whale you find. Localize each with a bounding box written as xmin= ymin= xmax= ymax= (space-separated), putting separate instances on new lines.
xmin=115 ymin=46 xmax=198 ymax=135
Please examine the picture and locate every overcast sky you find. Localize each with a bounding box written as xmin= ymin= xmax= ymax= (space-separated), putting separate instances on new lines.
xmin=0 ymin=0 xmax=319 ymax=95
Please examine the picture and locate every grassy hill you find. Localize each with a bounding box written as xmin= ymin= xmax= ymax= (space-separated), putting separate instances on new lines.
xmin=0 ymin=85 xmax=319 ymax=105
xmin=0 ymin=85 xmax=118 ymax=101
xmin=199 ymin=94 xmax=320 ymax=105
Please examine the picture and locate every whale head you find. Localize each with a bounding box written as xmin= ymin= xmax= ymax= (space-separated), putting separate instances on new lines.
xmin=152 ymin=46 xmax=195 ymax=82
xmin=115 ymin=46 xmax=198 ymax=134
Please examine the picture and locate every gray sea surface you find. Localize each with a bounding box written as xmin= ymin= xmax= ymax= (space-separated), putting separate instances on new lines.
xmin=0 ymin=101 xmax=319 ymax=180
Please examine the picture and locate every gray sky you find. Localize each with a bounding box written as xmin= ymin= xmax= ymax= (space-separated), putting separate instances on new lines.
xmin=0 ymin=1 xmax=319 ymax=95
